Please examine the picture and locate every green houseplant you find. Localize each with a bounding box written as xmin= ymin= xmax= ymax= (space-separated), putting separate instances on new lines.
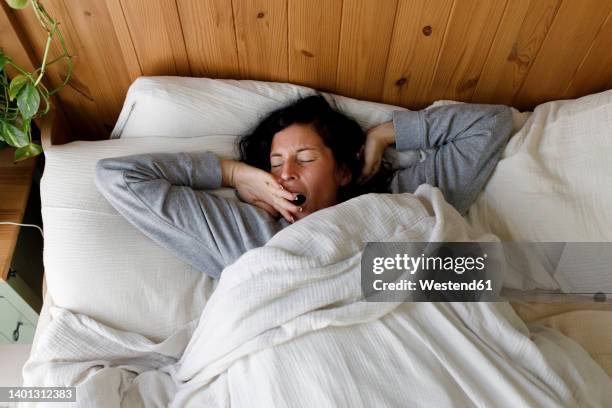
xmin=0 ymin=0 xmax=72 ymax=162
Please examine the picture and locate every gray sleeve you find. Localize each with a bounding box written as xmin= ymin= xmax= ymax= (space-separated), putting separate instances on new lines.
xmin=389 ymin=104 xmax=513 ymax=215
xmin=94 ymin=151 xmax=282 ymax=278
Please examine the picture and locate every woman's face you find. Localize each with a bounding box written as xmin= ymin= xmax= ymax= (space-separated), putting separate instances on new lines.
xmin=270 ymin=123 xmax=351 ymax=220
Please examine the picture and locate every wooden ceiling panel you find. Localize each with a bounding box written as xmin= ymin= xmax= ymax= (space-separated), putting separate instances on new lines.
xmin=382 ymin=0 xmax=454 ymax=109
xmin=515 ymin=0 xmax=612 ymax=109
xmin=563 ymin=9 xmax=612 ymax=99
xmin=335 ymin=0 xmax=399 ymax=102
xmin=62 ymin=0 xmax=133 ymax=131
xmin=177 ymin=0 xmax=240 ymax=78
xmin=118 ymin=0 xmax=190 ymax=76
xmin=2 ymin=0 xmax=611 ymax=142
xmin=472 ymin=0 xmax=562 ymax=106
xmin=288 ymin=0 xmax=342 ymax=92
xmin=232 ymin=0 xmax=288 ymax=82
xmin=427 ymin=0 xmax=509 ymax=103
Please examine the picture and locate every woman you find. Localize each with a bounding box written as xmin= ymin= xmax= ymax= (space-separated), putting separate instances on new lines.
xmin=95 ymin=95 xmax=512 ymax=278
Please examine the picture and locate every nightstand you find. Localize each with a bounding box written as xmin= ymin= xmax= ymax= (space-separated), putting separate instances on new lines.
xmin=0 ymin=147 xmax=41 ymax=344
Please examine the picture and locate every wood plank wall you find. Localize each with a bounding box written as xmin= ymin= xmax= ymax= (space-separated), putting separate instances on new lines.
xmin=1 ymin=0 xmax=612 ymax=142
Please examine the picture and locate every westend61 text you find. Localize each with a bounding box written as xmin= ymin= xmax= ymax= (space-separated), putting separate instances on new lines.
xmin=373 ymin=279 xmax=493 ymax=292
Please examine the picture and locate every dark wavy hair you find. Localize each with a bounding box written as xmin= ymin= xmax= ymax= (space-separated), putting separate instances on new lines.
xmin=238 ymin=94 xmax=391 ymax=202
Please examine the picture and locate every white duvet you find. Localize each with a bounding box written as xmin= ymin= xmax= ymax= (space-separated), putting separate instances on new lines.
xmin=22 ymin=186 xmax=611 ymax=407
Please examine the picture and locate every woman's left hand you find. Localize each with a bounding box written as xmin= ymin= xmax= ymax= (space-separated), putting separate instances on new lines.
xmin=359 ymin=121 xmax=395 ymax=184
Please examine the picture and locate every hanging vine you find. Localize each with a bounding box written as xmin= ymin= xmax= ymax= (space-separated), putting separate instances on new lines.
xmin=0 ymin=0 xmax=73 ymax=162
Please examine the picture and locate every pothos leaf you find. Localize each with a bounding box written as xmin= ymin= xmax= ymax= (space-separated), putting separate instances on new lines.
xmin=5 ymin=0 xmax=29 ymax=10
xmin=17 ymin=81 xmax=40 ymax=119
xmin=14 ymin=143 xmax=43 ymax=162
xmin=0 ymin=52 xmax=7 ymax=71
xmin=9 ymin=75 xmax=28 ymax=100
xmin=1 ymin=121 xmax=29 ymax=147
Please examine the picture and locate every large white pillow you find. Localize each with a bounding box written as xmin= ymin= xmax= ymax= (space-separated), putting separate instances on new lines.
xmin=41 ymin=137 xmax=232 ymax=341
xmin=110 ymin=76 xmax=529 ymax=171
xmin=111 ymin=76 xmax=406 ymax=139
xmin=467 ymin=88 xmax=612 ymax=241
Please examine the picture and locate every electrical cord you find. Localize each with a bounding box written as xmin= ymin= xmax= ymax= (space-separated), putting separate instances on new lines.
xmin=0 ymin=221 xmax=44 ymax=238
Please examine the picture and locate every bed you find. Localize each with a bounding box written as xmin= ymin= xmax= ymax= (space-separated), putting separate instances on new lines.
xmin=20 ymin=76 xmax=612 ymax=407
xmin=1 ymin=0 xmax=610 ymax=404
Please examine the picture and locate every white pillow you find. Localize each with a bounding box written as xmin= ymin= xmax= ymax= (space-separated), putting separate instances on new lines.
xmin=110 ymin=76 xmax=529 ymax=175
xmin=41 ymin=137 xmax=233 ymax=341
xmin=111 ymin=76 xmax=406 ymax=139
xmin=467 ymin=88 xmax=612 ymax=242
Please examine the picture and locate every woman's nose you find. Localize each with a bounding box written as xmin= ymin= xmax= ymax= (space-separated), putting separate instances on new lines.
xmin=280 ymin=161 xmax=298 ymax=180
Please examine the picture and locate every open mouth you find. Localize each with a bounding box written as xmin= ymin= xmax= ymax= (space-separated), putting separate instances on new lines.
xmin=283 ymin=186 xmax=307 ymax=205
xmin=293 ymin=194 xmax=306 ymax=206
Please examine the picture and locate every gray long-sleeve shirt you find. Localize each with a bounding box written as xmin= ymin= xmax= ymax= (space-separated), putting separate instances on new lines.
xmin=95 ymin=104 xmax=512 ymax=278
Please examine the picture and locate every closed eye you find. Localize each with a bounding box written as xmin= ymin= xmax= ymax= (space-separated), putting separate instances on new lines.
xmin=271 ymin=159 xmax=314 ymax=167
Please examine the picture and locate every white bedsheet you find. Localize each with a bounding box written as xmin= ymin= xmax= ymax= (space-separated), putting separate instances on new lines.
xmin=23 ymin=186 xmax=611 ymax=407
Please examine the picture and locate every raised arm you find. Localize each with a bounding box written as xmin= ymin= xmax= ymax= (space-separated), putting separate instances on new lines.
xmin=94 ymin=151 xmax=284 ymax=278
xmin=365 ymin=104 xmax=513 ymax=215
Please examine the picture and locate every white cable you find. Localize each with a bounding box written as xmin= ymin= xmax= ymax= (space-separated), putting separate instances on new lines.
xmin=0 ymin=222 xmax=44 ymax=238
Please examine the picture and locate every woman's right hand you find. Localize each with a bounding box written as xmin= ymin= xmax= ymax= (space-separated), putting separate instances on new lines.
xmin=221 ymin=159 xmax=302 ymax=222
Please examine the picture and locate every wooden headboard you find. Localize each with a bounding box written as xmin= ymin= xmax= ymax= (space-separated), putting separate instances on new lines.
xmin=2 ymin=0 xmax=611 ymax=144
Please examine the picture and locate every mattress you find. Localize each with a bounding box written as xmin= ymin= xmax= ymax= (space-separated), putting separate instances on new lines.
xmin=511 ymin=299 xmax=612 ymax=377
xmin=28 ymin=79 xmax=612 ymax=393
